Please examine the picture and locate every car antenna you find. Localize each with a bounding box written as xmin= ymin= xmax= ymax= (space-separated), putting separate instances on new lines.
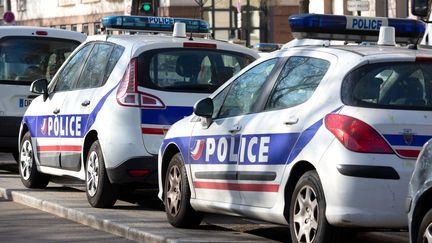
xmin=189 ymin=31 xmax=194 ymax=41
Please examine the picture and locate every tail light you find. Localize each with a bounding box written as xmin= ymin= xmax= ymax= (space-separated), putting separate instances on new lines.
xmin=325 ymin=114 xmax=393 ymax=154
xmin=116 ymin=58 xmax=165 ymax=108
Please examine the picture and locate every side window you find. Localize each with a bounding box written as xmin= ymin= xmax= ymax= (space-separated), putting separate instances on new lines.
xmin=75 ymin=43 xmax=113 ymax=89
xmin=217 ymin=58 xmax=278 ymax=118
xmin=53 ymin=44 xmax=92 ymax=92
xmin=211 ymin=84 xmax=231 ymax=119
xmin=266 ymin=56 xmax=330 ymax=110
xmin=103 ymin=46 xmax=124 ymax=85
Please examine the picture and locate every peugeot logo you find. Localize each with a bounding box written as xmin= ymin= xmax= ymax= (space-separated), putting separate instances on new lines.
xmin=402 ymin=129 xmax=414 ymax=146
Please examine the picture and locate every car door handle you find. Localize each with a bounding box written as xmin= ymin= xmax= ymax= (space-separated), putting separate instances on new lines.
xmin=81 ymin=100 xmax=91 ymax=107
xmin=53 ymin=108 xmax=60 ymax=114
xmin=228 ymin=124 xmax=242 ymax=133
xmin=284 ymin=117 xmax=299 ymax=125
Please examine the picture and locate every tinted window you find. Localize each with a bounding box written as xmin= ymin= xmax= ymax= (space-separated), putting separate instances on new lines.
xmin=53 ymin=44 xmax=92 ymax=92
xmin=217 ymin=58 xmax=278 ymax=118
xmin=139 ymin=48 xmax=254 ymax=93
xmin=266 ymin=56 xmax=330 ymax=110
xmin=342 ymin=63 xmax=432 ymax=110
xmin=0 ymin=36 xmax=80 ymax=82
xmin=104 ymin=46 xmax=124 ymax=84
xmin=75 ymin=44 xmax=113 ymax=89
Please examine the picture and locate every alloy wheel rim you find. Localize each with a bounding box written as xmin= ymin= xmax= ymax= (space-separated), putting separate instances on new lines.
xmin=293 ymin=185 xmax=319 ymax=243
xmin=20 ymin=140 xmax=32 ymax=180
xmin=166 ymin=164 xmax=182 ymax=217
xmin=86 ymin=151 xmax=99 ymax=197
xmin=423 ymin=222 xmax=432 ymax=243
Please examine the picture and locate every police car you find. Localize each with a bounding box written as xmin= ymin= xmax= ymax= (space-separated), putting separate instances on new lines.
xmin=158 ymin=14 xmax=432 ymax=242
xmin=0 ymin=26 xmax=85 ymax=162
xmin=18 ymin=16 xmax=258 ymax=208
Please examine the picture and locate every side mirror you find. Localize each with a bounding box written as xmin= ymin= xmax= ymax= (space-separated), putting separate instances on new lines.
xmin=411 ymin=0 xmax=429 ymax=17
xmin=30 ymin=78 xmax=48 ymax=101
xmin=193 ymin=97 xmax=213 ymax=118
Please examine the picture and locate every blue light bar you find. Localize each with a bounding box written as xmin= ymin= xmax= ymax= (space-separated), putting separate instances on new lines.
xmin=253 ymin=43 xmax=280 ymax=52
xmin=101 ymin=16 xmax=210 ymax=34
xmin=288 ymin=14 xmax=425 ymax=44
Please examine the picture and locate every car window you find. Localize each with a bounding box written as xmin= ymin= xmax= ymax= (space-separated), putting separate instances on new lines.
xmin=266 ymin=56 xmax=330 ymax=110
xmin=139 ymin=48 xmax=254 ymax=93
xmin=217 ymin=58 xmax=278 ymax=118
xmin=342 ymin=62 xmax=432 ymax=110
xmin=0 ymin=36 xmax=80 ymax=83
xmin=53 ymin=44 xmax=92 ymax=92
xmin=211 ymin=84 xmax=231 ymax=119
xmin=103 ymin=45 xmax=124 ymax=85
xmin=75 ymin=43 xmax=113 ymax=89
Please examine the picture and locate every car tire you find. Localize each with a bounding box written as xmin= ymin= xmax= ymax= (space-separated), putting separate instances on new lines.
xmin=19 ymin=131 xmax=50 ymax=188
xmin=164 ymin=153 xmax=203 ymax=228
xmin=417 ymin=208 xmax=432 ymax=243
xmin=85 ymin=140 xmax=118 ymax=208
xmin=289 ymin=170 xmax=341 ymax=243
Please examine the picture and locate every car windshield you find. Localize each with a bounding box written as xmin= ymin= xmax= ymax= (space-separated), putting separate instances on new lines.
xmin=138 ymin=48 xmax=255 ymax=93
xmin=342 ymin=62 xmax=432 ymax=110
xmin=0 ymin=36 xmax=80 ymax=82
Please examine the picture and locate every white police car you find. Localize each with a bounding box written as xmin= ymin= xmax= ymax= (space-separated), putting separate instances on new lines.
xmin=158 ymin=14 xmax=432 ymax=242
xmin=19 ymin=16 xmax=258 ymax=208
xmin=0 ymin=26 xmax=85 ymax=162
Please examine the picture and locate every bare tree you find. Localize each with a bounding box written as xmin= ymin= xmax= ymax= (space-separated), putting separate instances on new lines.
xmin=193 ymin=0 xmax=209 ymax=19
xmin=299 ymin=0 xmax=309 ymax=13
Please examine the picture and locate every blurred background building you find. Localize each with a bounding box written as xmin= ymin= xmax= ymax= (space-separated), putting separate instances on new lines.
xmin=0 ymin=0 xmax=413 ymax=46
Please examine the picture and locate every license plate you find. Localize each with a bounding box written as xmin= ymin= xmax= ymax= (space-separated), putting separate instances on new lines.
xmin=19 ymin=98 xmax=33 ymax=108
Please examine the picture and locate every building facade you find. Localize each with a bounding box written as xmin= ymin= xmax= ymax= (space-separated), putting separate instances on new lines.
xmin=4 ymin=0 xmax=414 ymax=46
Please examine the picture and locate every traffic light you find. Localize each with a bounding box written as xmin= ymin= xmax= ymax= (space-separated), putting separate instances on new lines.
xmin=139 ymin=0 xmax=154 ymax=16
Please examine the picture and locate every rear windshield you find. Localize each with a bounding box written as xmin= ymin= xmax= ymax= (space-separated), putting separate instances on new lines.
xmin=342 ymin=62 xmax=432 ymax=110
xmin=138 ymin=48 xmax=255 ymax=93
xmin=0 ymin=36 xmax=80 ymax=83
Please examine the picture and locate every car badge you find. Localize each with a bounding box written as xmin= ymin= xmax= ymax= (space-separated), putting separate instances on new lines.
xmin=402 ymin=129 xmax=414 ymax=146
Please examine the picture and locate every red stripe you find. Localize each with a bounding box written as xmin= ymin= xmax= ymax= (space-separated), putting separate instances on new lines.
xmin=396 ymin=149 xmax=420 ymax=158
xmin=141 ymin=127 xmax=168 ymax=135
xmin=38 ymin=145 xmax=82 ymax=152
xmin=193 ymin=181 xmax=279 ymax=192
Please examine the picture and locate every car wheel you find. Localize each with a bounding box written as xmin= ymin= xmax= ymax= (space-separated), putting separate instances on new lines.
xmin=19 ymin=131 xmax=50 ymax=188
xmin=164 ymin=153 xmax=203 ymax=228
xmin=417 ymin=208 xmax=432 ymax=243
xmin=85 ymin=140 xmax=118 ymax=208
xmin=289 ymin=170 xmax=340 ymax=243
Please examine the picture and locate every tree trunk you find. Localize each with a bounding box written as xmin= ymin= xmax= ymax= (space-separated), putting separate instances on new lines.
xmin=299 ymin=0 xmax=309 ymax=14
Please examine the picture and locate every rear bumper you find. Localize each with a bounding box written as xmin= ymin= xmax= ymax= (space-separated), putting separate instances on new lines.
xmin=106 ymin=156 xmax=158 ymax=186
xmin=0 ymin=116 xmax=22 ymax=151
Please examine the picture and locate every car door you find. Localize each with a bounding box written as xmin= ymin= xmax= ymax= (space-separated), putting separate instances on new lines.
xmin=59 ymin=43 xmax=123 ymax=171
xmin=237 ymin=55 xmax=333 ymax=208
xmin=189 ymin=58 xmax=279 ymax=204
xmin=34 ymin=44 xmax=93 ymax=168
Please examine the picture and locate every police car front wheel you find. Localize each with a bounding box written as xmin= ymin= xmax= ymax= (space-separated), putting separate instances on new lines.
xmin=85 ymin=140 xmax=118 ymax=208
xmin=289 ymin=171 xmax=342 ymax=243
xmin=19 ymin=131 xmax=50 ymax=189
xmin=164 ymin=153 xmax=203 ymax=228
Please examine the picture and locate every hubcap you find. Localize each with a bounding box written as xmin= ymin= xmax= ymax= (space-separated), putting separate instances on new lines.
xmin=166 ymin=164 xmax=182 ymax=217
xmin=293 ymin=185 xmax=319 ymax=243
xmin=20 ymin=140 xmax=33 ymax=180
xmin=86 ymin=151 xmax=99 ymax=197
xmin=423 ymin=222 xmax=432 ymax=243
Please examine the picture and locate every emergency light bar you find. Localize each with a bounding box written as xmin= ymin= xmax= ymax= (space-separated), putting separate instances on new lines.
xmin=101 ymin=15 xmax=210 ymax=34
xmin=288 ymin=14 xmax=425 ymax=44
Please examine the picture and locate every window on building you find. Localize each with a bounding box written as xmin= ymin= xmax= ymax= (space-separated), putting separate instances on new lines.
xmin=82 ymin=23 xmax=89 ymax=35
xmin=94 ymin=23 xmax=101 ymax=35
xmin=71 ymin=24 xmax=77 ymax=32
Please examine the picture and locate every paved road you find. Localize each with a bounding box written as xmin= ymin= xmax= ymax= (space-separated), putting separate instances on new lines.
xmin=0 ymin=153 xmax=409 ymax=242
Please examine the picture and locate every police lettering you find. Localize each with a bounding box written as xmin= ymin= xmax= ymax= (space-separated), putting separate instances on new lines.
xmin=351 ymin=18 xmax=382 ymax=30
xmin=148 ymin=17 xmax=174 ymax=25
xmin=47 ymin=116 xmax=81 ymax=137
xmin=204 ymin=136 xmax=270 ymax=163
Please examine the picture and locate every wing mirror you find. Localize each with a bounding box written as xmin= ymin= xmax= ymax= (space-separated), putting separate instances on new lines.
xmin=411 ymin=0 xmax=429 ymax=17
xmin=193 ymin=97 xmax=213 ymax=118
xmin=30 ymin=78 xmax=48 ymax=101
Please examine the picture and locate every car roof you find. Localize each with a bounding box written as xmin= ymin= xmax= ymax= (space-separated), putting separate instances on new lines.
xmin=0 ymin=26 xmax=86 ymax=42
xmin=86 ymin=34 xmax=259 ymax=58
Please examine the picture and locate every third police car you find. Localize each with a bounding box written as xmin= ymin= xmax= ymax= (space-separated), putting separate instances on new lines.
xmin=18 ymin=16 xmax=258 ymax=208
xmin=158 ymin=14 xmax=431 ymax=242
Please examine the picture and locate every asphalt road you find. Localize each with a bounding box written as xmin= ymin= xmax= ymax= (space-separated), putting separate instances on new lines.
xmin=0 ymin=153 xmax=409 ymax=242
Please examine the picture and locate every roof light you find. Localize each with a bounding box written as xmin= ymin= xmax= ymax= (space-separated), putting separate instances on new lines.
xmin=173 ymin=22 xmax=186 ymax=38
xmin=101 ymin=15 xmax=210 ymax=34
xmin=377 ymin=26 xmax=396 ymax=46
xmin=288 ymin=14 xmax=425 ymax=44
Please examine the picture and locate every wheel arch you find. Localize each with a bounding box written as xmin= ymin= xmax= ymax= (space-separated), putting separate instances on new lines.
xmin=283 ymin=160 xmax=316 ymax=220
xmin=161 ymin=143 xmax=181 ymax=197
xmin=411 ymin=188 xmax=432 ymax=243
xmin=19 ymin=123 xmax=30 ymax=146
xmin=82 ymin=130 xmax=99 ymax=167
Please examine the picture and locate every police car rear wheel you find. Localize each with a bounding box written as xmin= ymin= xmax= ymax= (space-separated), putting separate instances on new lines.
xmin=19 ymin=132 xmax=50 ymax=188
xmin=289 ymin=171 xmax=340 ymax=243
xmin=164 ymin=153 xmax=203 ymax=228
xmin=85 ymin=140 xmax=118 ymax=208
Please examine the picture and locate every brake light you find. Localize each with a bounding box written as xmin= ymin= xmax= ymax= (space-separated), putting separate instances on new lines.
xmin=116 ymin=58 xmax=165 ymax=108
xmin=325 ymin=114 xmax=393 ymax=154
xmin=183 ymin=42 xmax=217 ymax=49
xmin=416 ymin=56 xmax=432 ymax=62
xmin=35 ymin=31 xmax=48 ymax=36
